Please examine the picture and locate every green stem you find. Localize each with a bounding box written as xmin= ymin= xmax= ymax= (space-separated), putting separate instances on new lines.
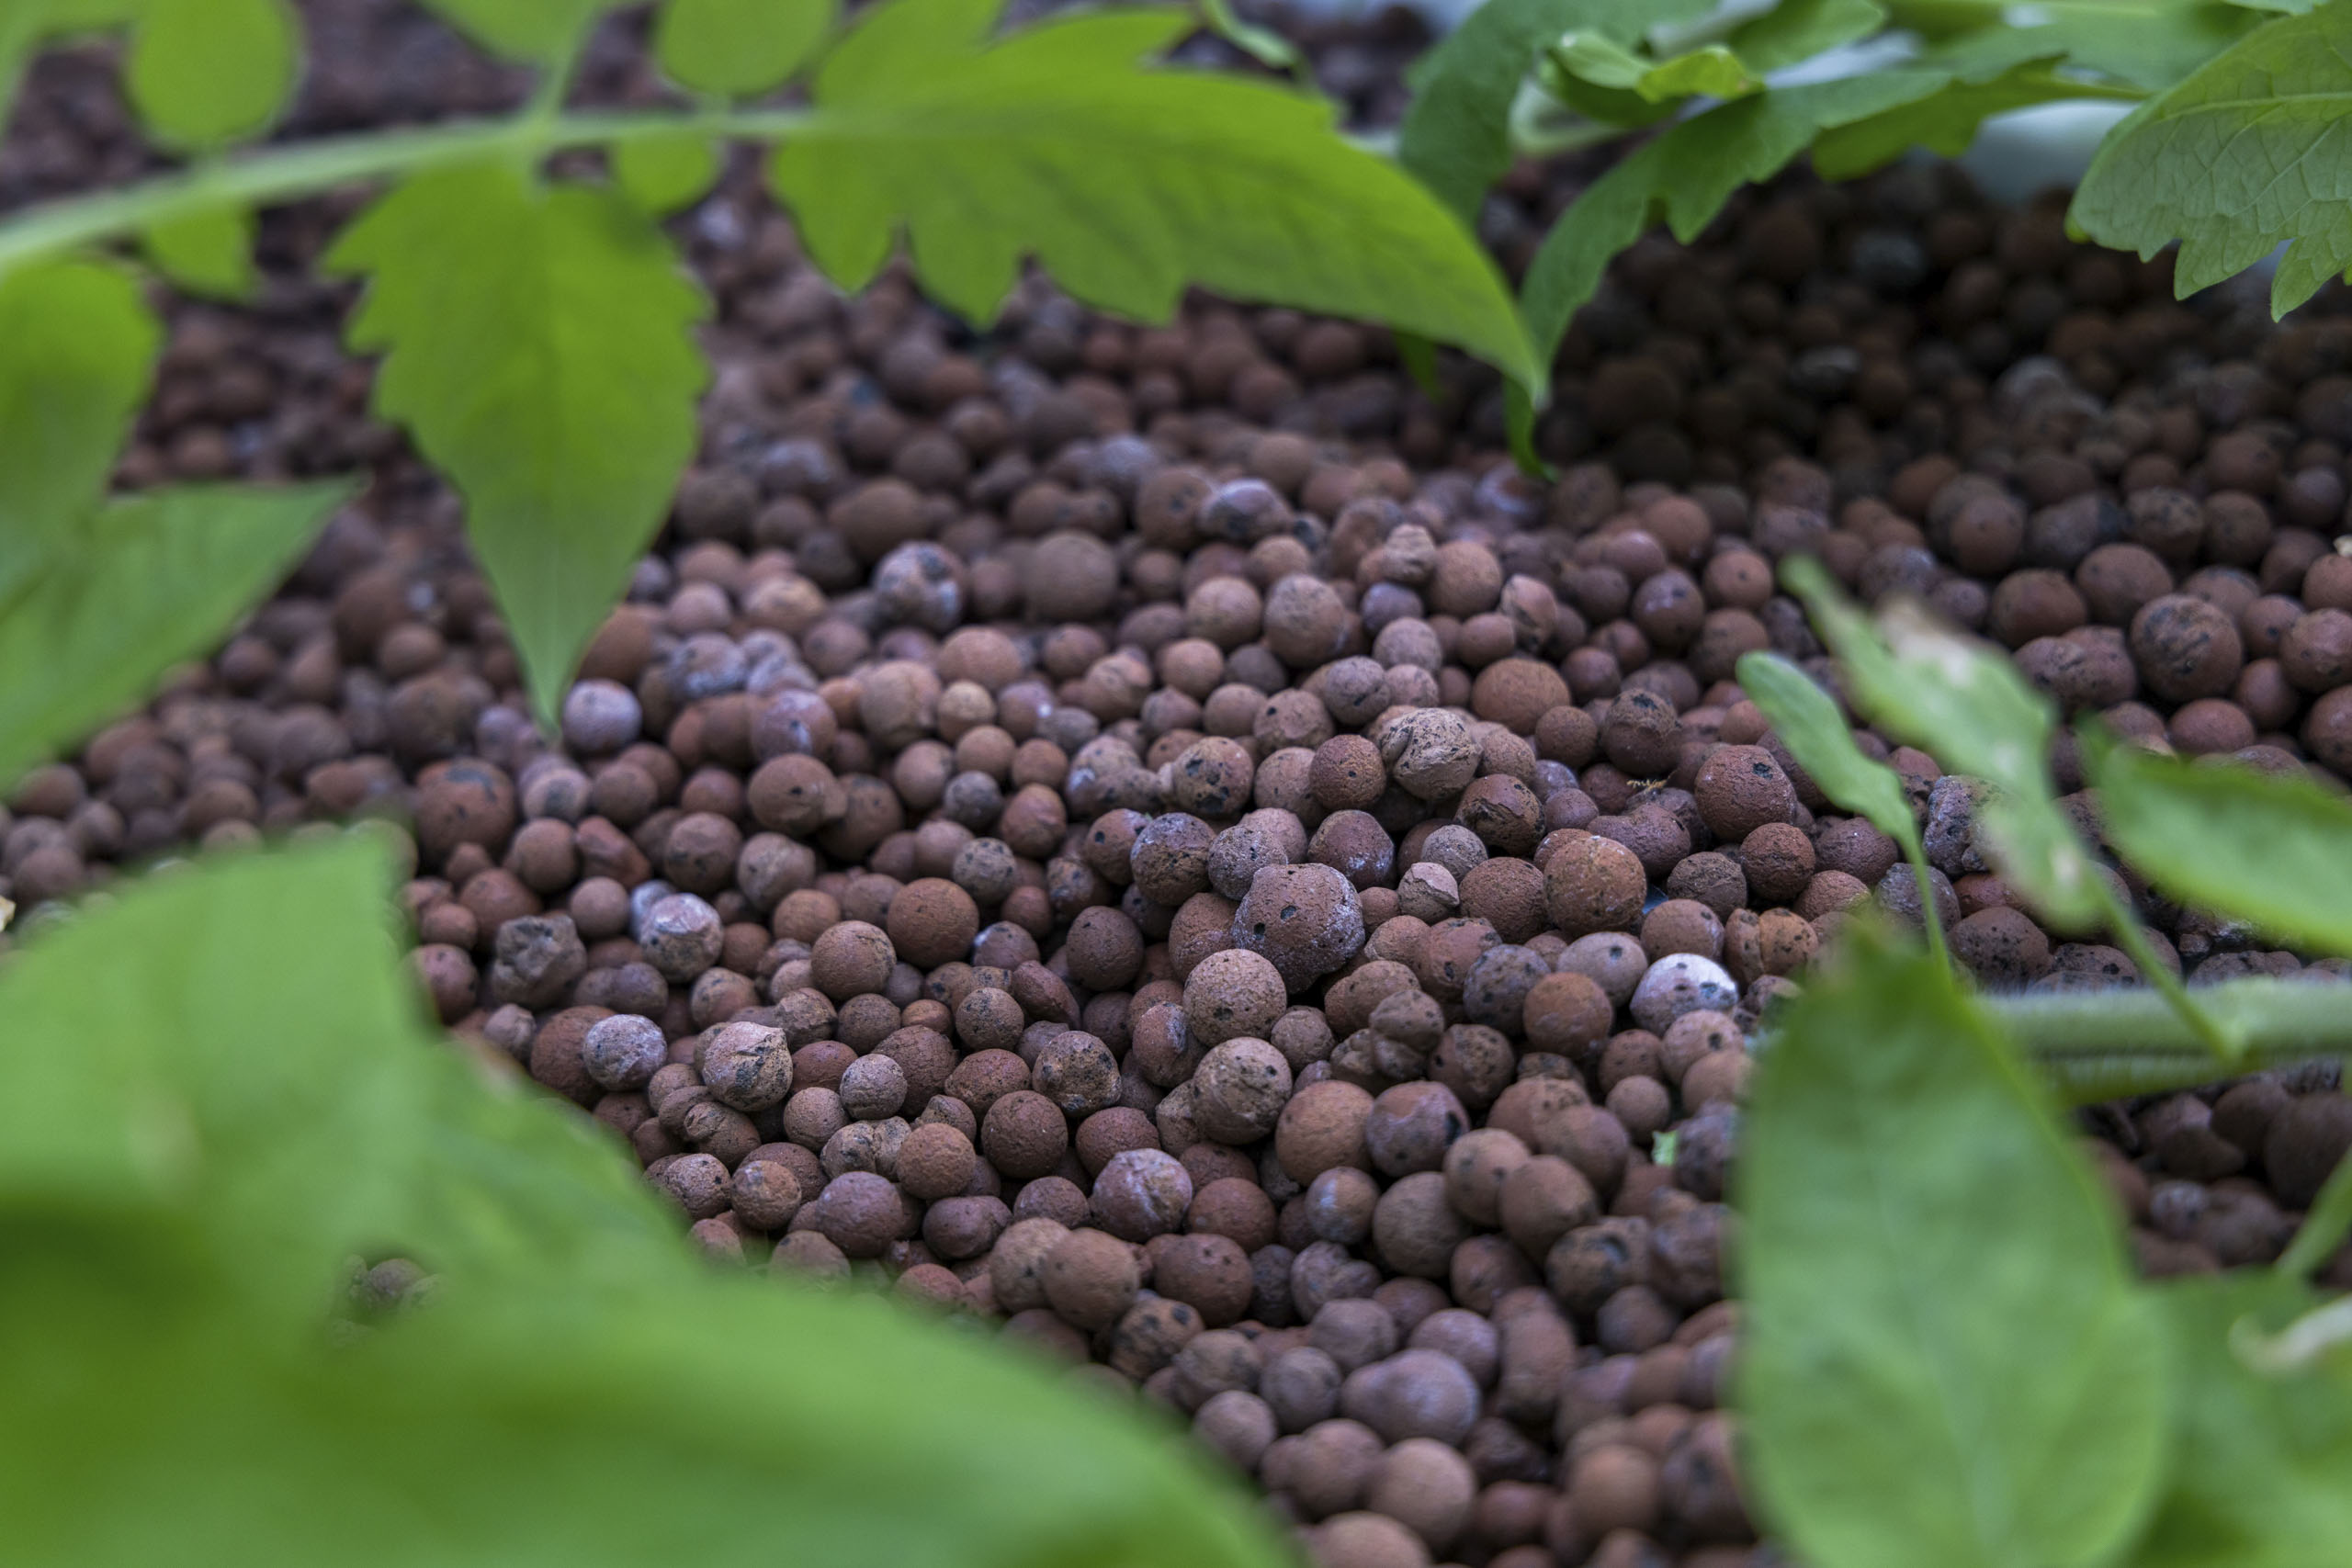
xmin=1995 ymin=976 xmax=2352 ymax=1058
xmin=0 ymin=107 xmax=810 ymax=275
xmin=2091 ymin=877 xmax=2241 ymax=1063
xmin=1898 ymin=831 xmax=1950 ymax=973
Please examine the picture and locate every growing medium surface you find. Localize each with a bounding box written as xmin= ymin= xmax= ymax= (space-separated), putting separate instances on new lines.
xmin=8 ymin=4 xmax=2352 ymax=1566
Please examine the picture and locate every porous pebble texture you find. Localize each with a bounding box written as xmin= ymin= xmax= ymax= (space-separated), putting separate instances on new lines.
xmin=9 ymin=5 xmax=2352 ymax=1566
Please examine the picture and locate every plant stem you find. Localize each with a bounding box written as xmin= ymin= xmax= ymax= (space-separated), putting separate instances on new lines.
xmin=2091 ymin=877 xmax=2242 ymax=1062
xmin=1898 ymin=833 xmax=1950 ymax=972
xmin=1984 ymin=975 xmax=2352 ymax=1101
xmin=0 ymin=106 xmax=809 ymax=275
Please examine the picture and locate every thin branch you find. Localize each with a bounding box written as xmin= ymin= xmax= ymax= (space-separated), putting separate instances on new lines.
xmin=0 ymin=107 xmax=811 ymax=274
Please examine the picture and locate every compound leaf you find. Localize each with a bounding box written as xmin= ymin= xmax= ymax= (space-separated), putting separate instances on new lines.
xmin=142 ymin=205 xmax=259 ymax=299
xmin=1739 ymin=933 xmax=2171 ymax=1568
xmin=0 ymin=481 xmax=353 ymax=791
xmin=0 ymin=838 xmax=1293 ymax=1568
xmin=328 ymin=163 xmax=709 ymax=725
xmin=2084 ymin=725 xmax=2352 ymax=957
xmin=1397 ymin=0 xmax=1634 ymax=222
xmin=2072 ymin=3 xmax=2352 ymax=316
xmin=654 ymin=0 xmax=835 ymax=98
xmin=0 ymin=255 xmax=159 ymax=596
xmin=1519 ymin=72 xmax=1946 ymax=375
xmin=125 ymin=0 xmax=300 ymax=152
xmin=773 ymin=0 xmax=1538 ymax=392
xmin=418 ymin=0 xmax=618 ymax=63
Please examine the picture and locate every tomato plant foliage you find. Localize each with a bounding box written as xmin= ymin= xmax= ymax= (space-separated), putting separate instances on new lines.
xmin=0 ymin=838 xmax=1290 ymax=1568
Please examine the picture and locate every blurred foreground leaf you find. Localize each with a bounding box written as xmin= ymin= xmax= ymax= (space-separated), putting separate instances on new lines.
xmin=1738 ymin=931 xmax=2171 ymax=1568
xmin=2122 ymin=1274 xmax=2352 ymax=1567
xmin=0 ymin=840 xmax=1290 ymax=1568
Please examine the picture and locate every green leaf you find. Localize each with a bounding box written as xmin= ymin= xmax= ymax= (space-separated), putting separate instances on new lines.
xmin=613 ymin=133 xmax=721 ymax=215
xmin=2072 ymin=3 xmax=2352 ymax=317
xmin=1735 ymin=651 xmax=1920 ymax=852
xmin=418 ymin=0 xmax=617 ymax=62
xmin=2082 ymin=725 xmax=2352 ymax=957
xmin=1737 ymin=932 xmax=2172 ymax=1568
xmin=1814 ymin=60 xmax=2126 ymax=179
xmin=1933 ymin=0 xmax=2258 ymax=90
xmin=0 ymin=481 xmax=352 ymax=791
xmin=1783 ymin=558 xmax=2109 ymax=931
xmin=328 ymin=163 xmax=709 ymax=725
xmin=1198 ymin=0 xmax=1305 ymax=77
xmin=772 ymin=0 xmax=1540 ymax=392
xmin=1398 ymin=0 xmax=1634 ymax=222
xmin=1518 ymin=72 xmax=1948 ymax=379
xmin=654 ymin=0 xmax=835 ymax=98
xmin=125 ymin=0 xmax=301 ymax=152
xmin=0 ymin=0 xmax=140 ymax=130
xmin=2124 ymin=1274 xmax=2352 ymax=1568
xmin=1728 ymin=0 xmax=1889 ymax=72
xmin=0 ymin=256 xmax=159 ymax=596
xmin=1553 ymin=31 xmax=1757 ymax=102
xmin=141 ymin=205 xmax=259 ymax=299
xmin=0 ymin=838 xmax=1294 ymax=1568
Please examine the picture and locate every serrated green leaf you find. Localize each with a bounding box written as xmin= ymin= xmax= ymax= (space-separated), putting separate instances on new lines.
xmin=0 ymin=838 xmax=1292 ymax=1568
xmin=328 ymin=163 xmax=709 ymax=725
xmin=125 ymin=0 xmax=300 ymax=152
xmin=1728 ymin=0 xmax=1889 ymax=72
xmin=613 ymin=133 xmax=720 ymax=215
xmin=418 ymin=0 xmax=617 ymax=62
xmin=2072 ymin=3 xmax=2352 ymax=316
xmin=0 ymin=481 xmax=352 ymax=790
xmin=0 ymin=255 xmax=159 ymax=596
xmin=2082 ymin=723 xmax=2352 ymax=957
xmin=1736 ymin=651 xmax=1919 ymax=851
xmin=773 ymin=0 xmax=1540 ymax=392
xmin=654 ymin=0 xmax=834 ymax=98
xmin=141 ymin=205 xmax=258 ymax=299
xmin=1814 ymin=60 xmax=2127 ymax=178
xmin=1398 ymin=0 xmax=1634 ymax=221
xmin=1933 ymin=0 xmax=2257 ymax=89
xmin=1782 ymin=557 xmax=2109 ymax=930
xmin=1738 ymin=932 xmax=2171 ymax=1568
xmin=1518 ymin=72 xmax=1947 ymax=376
xmin=2123 ymin=1274 xmax=2352 ymax=1568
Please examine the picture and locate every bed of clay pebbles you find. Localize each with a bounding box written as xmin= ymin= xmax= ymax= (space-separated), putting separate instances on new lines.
xmin=12 ymin=5 xmax=2352 ymax=1566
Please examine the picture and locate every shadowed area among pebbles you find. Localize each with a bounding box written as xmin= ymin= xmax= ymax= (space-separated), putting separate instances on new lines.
xmin=7 ymin=6 xmax=2352 ymax=1566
